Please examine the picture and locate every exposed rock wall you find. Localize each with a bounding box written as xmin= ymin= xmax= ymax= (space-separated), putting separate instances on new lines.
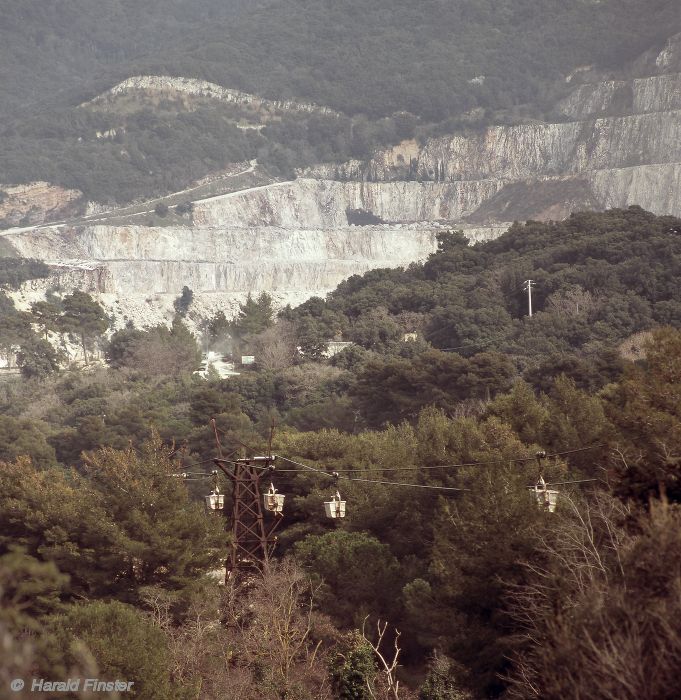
xmin=7 ymin=222 xmax=439 ymax=326
xmin=302 ymin=34 xmax=681 ymax=223
xmin=85 ymin=75 xmax=339 ymax=116
xmin=8 ymin=33 xmax=681 ymax=330
xmin=557 ymin=74 xmax=681 ymax=119
xmin=193 ymin=179 xmax=505 ymax=228
xmin=8 ymin=223 xmax=435 ymax=267
xmin=588 ymin=163 xmax=681 ymax=214
xmin=0 ymin=182 xmax=84 ymax=227
xmin=316 ymin=110 xmax=681 ymax=184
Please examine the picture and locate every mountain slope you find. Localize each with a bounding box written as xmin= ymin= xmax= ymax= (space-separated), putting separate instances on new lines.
xmin=2 ymin=0 xmax=678 ymax=121
xmin=0 ymin=0 xmax=678 ymax=205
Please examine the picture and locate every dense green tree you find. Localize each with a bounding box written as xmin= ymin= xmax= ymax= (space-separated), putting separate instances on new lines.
xmin=105 ymin=325 xmax=146 ymax=368
xmin=348 ymin=307 xmax=401 ymax=351
xmin=0 ymin=292 xmax=32 ymax=364
xmin=16 ymin=336 xmax=61 ymax=379
xmin=47 ymin=601 xmax=186 ymax=699
xmin=297 ymin=317 xmax=331 ymax=360
xmin=486 ymin=381 xmax=549 ymax=446
xmin=79 ymin=438 xmax=222 ymax=600
xmin=0 ymin=456 xmax=119 ymax=596
xmin=0 ymin=259 xmax=49 ymax=289
xmin=523 ymin=349 xmax=624 ymax=393
xmin=30 ymin=299 xmax=62 ymax=339
xmin=404 ymin=456 xmax=545 ymax=697
xmin=231 ymin=292 xmax=275 ymax=339
xmin=59 ymin=291 xmax=109 ymax=364
xmin=351 ymin=349 xmax=515 ymax=427
xmin=189 ymin=384 xmax=241 ymax=424
xmin=295 ymin=530 xmax=401 ymax=626
xmin=0 ymin=549 xmax=69 ymax=633
xmin=0 ymin=416 xmax=56 ymax=467
xmin=605 ymin=327 xmax=681 ymax=502
xmin=539 ymin=375 xmax=612 ymax=471
xmin=0 ymin=438 xmax=221 ymax=601
xmin=329 ymin=631 xmax=377 ymax=700
xmin=116 ymin=318 xmax=202 ymax=376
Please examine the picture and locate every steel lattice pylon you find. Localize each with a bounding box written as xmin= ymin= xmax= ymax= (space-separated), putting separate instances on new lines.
xmin=214 ymin=457 xmax=282 ymax=578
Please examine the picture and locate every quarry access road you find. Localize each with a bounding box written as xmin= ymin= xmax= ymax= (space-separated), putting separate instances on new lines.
xmin=78 ymin=160 xmax=261 ymax=222
xmin=0 ymin=161 xmax=280 ymax=238
xmin=192 ymin=179 xmax=292 ymax=204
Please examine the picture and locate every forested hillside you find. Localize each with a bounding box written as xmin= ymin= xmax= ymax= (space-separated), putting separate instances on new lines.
xmin=1 ymin=0 xmax=678 ymax=203
xmin=3 ymin=0 xmax=677 ymax=121
xmin=2 ymin=208 xmax=681 ymax=697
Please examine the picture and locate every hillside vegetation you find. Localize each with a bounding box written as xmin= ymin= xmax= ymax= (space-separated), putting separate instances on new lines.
xmin=0 ymin=0 xmax=678 ymax=203
xmin=1 ymin=208 xmax=681 ymax=697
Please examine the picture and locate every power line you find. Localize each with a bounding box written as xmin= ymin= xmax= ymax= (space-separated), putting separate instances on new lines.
xmin=337 ymin=476 xmax=469 ymax=491
xmin=274 ymin=455 xmax=469 ymax=492
xmin=173 ymin=440 xmax=243 ymax=473
xmin=275 ymin=444 xmax=606 ymax=475
xmin=273 ymin=449 xmax=599 ymax=494
xmin=174 ymin=446 xmax=605 ymax=493
xmin=549 ymin=445 xmax=606 ymax=457
xmin=545 ymin=478 xmax=599 ymax=486
xmin=275 ymin=455 xmax=327 ymax=476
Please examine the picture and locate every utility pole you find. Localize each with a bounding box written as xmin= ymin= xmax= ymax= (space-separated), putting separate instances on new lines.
xmin=523 ymin=279 xmax=535 ymax=317
xmin=213 ymin=455 xmax=283 ymax=579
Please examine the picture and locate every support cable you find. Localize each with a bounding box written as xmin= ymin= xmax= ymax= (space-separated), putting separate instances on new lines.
xmin=275 ymin=444 xmax=605 ymax=474
xmin=275 ymin=455 xmax=466 ymax=492
xmin=272 ymin=445 xmax=605 ymax=493
xmin=169 ymin=445 xmax=605 ymax=492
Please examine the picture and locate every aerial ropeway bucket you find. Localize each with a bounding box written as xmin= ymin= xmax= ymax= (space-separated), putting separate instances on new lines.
xmin=263 ymin=482 xmax=285 ymax=514
xmin=529 ymin=476 xmax=559 ymax=513
xmin=324 ymin=490 xmax=346 ymax=519
xmin=205 ymin=489 xmax=225 ymax=511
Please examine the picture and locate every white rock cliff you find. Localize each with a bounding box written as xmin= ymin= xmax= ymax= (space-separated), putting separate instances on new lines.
xmin=6 ymin=34 xmax=681 ymax=328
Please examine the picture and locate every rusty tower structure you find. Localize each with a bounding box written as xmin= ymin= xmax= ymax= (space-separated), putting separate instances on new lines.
xmin=214 ymin=455 xmax=283 ymax=577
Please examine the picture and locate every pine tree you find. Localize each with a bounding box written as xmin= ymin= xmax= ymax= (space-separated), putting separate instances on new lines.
xmin=231 ymin=293 xmax=275 ymax=338
xmin=59 ymin=291 xmax=109 ymax=364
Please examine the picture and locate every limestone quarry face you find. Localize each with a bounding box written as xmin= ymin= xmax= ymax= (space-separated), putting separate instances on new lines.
xmin=192 ymin=180 xmax=506 ymax=228
xmin=305 ymin=109 xmax=681 ymax=220
xmin=3 ymin=178 xmax=508 ymax=329
xmin=6 ymin=221 xmax=440 ymax=329
xmin=8 ymin=222 xmax=439 ymax=297
xmin=556 ymin=74 xmax=681 ymax=120
xmin=5 ymin=33 xmax=681 ymax=328
xmin=303 ymin=34 xmax=681 ymax=223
